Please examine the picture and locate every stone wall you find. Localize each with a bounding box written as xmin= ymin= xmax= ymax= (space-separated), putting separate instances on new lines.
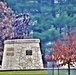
xmin=2 ymin=39 xmax=43 ymax=70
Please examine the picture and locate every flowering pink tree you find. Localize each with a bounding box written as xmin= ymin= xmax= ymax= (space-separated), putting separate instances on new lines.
xmin=0 ymin=1 xmax=15 ymax=62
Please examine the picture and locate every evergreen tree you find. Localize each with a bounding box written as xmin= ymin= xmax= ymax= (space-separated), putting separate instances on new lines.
xmin=4 ymin=0 xmax=76 ymax=66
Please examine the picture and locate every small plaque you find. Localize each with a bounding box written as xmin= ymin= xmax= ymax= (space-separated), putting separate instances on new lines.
xmin=7 ymin=48 xmax=14 ymax=51
xmin=6 ymin=52 xmax=14 ymax=56
xmin=26 ymin=50 xmax=32 ymax=55
xmin=6 ymin=48 xmax=14 ymax=56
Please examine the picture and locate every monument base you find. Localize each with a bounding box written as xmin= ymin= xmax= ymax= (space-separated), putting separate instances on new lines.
xmin=2 ymin=39 xmax=43 ymax=70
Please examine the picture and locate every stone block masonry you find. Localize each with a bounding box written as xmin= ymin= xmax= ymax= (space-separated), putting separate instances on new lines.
xmin=2 ymin=39 xmax=43 ymax=70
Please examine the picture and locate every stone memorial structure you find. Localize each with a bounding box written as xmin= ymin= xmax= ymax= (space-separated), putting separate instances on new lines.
xmin=2 ymin=39 xmax=43 ymax=70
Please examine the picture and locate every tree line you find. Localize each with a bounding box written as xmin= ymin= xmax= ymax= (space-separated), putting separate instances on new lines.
xmin=0 ymin=0 xmax=76 ymax=66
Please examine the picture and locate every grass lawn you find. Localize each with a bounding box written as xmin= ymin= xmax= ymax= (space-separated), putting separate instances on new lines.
xmin=0 ymin=69 xmax=75 ymax=75
xmin=0 ymin=70 xmax=48 ymax=75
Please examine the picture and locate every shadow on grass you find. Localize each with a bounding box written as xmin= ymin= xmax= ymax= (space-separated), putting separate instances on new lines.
xmin=48 ymin=69 xmax=76 ymax=75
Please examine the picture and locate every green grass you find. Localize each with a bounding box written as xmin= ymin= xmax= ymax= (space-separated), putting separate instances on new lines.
xmin=54 ymin=70 xmax=76 ymax=75
xmin=0 ymin=70 xmax=75 ymax=75
xmin=0 ymin=70 xmax=47 ymax=75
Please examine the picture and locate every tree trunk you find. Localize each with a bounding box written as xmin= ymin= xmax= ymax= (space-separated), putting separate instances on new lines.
xmin=68 ymin=62 xmax=70 ymax=75
xmin=51 ymin=0 xmax=56 ymax=17
xmin=0 ymin=0 xmax=4 ymax=2
xmin=67 ymin=25 xmax=70 ymax=35
xmin=52 ymin=62 xmax=54 ymax=75
xmin=60 ymin=27 xmax=62 ymax=34
xmin=58 ymin=61 xmax=59 ymax=75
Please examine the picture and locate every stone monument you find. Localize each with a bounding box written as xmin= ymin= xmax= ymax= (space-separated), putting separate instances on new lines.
xmin=2 ymin=13 xmax=43 ymax=70
xmin=2 ymin=39 xmax=43 ymax=70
